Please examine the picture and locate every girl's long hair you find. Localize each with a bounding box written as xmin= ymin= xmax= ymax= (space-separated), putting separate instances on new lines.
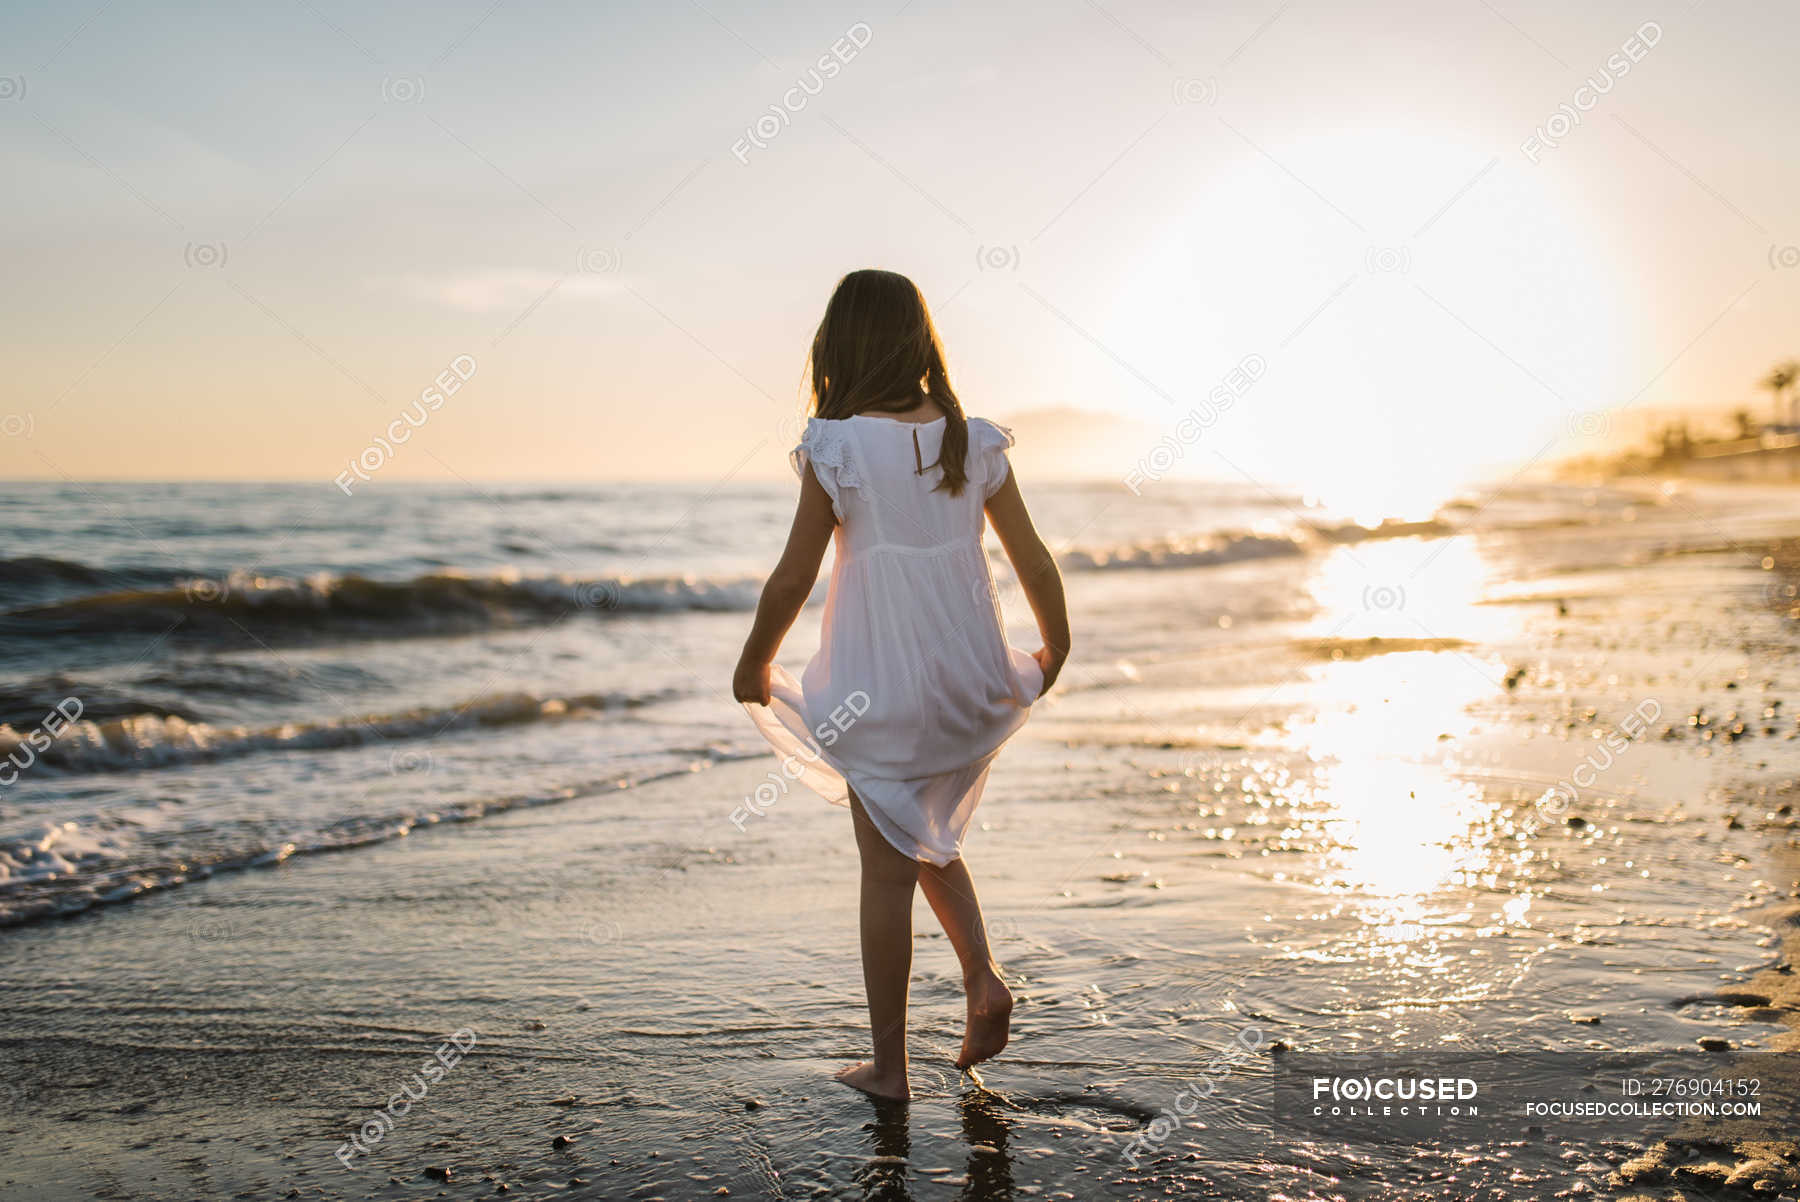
xmin=806 ymin=269 xmax=969 ymax=496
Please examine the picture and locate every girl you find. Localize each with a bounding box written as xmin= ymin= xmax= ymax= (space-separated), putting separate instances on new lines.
xmin=732 ymin=269 xmax=1071 ymax=1102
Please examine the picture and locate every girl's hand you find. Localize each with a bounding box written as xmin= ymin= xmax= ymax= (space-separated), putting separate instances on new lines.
xmin=1033 ymin=645 xmax=1066 ymax=698
xmin=733 ymin=657 xmax=772 ymax=706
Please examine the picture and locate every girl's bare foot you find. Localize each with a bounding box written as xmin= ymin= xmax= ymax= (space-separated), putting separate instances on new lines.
xmin=956 ymin=970 xmax=1013 ymax=1069
xmin=834 ymin=1061 xmax=911 ymax=1101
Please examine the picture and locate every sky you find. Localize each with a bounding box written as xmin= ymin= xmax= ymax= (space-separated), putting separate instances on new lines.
xmin=1 ymin=0 xmax=1796 ymax=518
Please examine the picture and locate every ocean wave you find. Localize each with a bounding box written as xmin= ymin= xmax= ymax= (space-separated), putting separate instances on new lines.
xmin=1310 ymin=517 xmax=1453 ymax=543
xmin=0 ymin=555 xmax=180 ymax=607
xmin=0 ymin=686 xmax=680 ymax=777
xmin=0 ymin=519 xmax=1462 ymax=647
xmin=1054 ymin=519 xmax=1449 ymax=573
xmin=0 ymin=569 xmax=766 ymax=645
xmin=1058 ymin=532 xmax=1309 ymax=572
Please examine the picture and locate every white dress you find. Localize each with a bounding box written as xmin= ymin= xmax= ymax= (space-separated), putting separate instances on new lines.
xmin=745 ymin=414 xmax=1043 ymax=865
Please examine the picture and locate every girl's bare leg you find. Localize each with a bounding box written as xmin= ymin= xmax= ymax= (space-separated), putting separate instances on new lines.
xmin=836 ymin=793 xmax=919 ymax=1101
xmin=919 ymin=857 xmax=1014 ymax=1068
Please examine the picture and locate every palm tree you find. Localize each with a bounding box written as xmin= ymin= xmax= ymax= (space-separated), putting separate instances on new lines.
xmin=1762 ymin=360 xmax=1799 ymax=429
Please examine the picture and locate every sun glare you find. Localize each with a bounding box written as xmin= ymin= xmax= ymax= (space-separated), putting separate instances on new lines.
xmin=1093 ymin=122 xmax=1631 ymax=520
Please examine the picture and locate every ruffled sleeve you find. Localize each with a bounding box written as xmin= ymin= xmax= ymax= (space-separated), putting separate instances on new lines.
xmin=790 ymin=418 xmax=858 ymax=521
xmin=968 ymin=417 xmax=1016 ymax=500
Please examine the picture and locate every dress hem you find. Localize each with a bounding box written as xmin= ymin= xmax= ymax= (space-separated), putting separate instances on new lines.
xmin=742 ymin=661 xmax=1033 ymax=865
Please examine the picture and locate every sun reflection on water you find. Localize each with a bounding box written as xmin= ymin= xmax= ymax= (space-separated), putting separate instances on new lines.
xmin=1282 ymin=535 xmax=1542 ymax=1008
xmin=1307 ymin=537 xmax=1501 ymax=643
xmin=1300 ymin=655 xmax=1496 ymax=908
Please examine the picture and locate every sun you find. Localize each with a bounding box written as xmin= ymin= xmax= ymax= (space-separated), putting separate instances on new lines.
xmin=1087 ymin=120 xmax=1629 ymax=522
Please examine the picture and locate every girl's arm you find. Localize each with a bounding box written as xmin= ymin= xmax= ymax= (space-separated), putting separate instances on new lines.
xmin=732 ymin=467 xmax=837 ymax=704
xmin=983 ymin=468 xmax=1070 ymax=696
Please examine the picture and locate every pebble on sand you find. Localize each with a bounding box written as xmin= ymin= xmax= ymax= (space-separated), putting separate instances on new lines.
xmin=1697 ymin=1036 xmax=1734 ymax=1051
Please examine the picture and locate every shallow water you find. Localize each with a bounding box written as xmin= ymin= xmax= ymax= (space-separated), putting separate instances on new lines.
xmin=2 ymin=478 xmax=1799 ymax=1199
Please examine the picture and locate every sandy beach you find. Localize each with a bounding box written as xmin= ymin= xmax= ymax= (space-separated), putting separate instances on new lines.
xmin=4 ymin=479 xmax=1799 ymax=1200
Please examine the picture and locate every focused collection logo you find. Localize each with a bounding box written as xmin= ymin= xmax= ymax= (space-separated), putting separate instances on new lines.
xmin=1310 ymin=1075 xmax=1480 ymax=1116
